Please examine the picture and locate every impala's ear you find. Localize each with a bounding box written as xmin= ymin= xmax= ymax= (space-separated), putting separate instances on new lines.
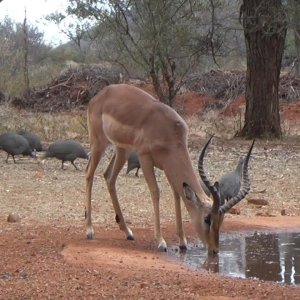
xmin=183 ymin=182 xmax=202 ymax=208
xmin=183 ymin=182 xmax=194 ymax=200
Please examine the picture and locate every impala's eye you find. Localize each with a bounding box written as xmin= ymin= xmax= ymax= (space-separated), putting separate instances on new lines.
xmin=204 ymin=214 xmax=211 ymax=226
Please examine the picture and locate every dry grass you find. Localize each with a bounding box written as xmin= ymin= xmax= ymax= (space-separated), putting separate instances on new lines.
xmin=184 ymin=110 xmax=244 ymax=139
xmin=0 ymin=106 xmax=300 ymax=229
xmin=0 ymin=105 xmax=88 ymax=143
xmin=0 ymin=129 xmax=299 ymax=229
xmin=1 ymin=104 xmax=300 ymax=144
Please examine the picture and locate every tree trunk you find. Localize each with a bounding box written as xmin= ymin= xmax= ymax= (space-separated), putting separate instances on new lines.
xmin=149 ymin=54 xmax=174 ymax=107
xmin=239 ymin=0 xmax=287 ymax=139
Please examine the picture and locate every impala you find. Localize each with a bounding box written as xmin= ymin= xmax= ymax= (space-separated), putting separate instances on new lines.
xmin=85 ymin=84 xmax=253 ymax=255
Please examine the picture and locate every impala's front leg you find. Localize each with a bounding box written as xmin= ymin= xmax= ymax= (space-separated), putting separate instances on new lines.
xmin=85 ymin=151 xmax=101 ymax=239
xmin=172 ymin=189 xmax=187 ymax=250
xmin=85 ymin=140 xmax=108 ymax=239
xmin=140 ymin=156 xmax=167 ymax=251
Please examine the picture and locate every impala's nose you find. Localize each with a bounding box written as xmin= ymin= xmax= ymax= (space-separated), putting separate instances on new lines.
xmin=212 ymin=249 xmax=219 ymax=255
xmin=208 ymin=246 xmax=219 ymax=256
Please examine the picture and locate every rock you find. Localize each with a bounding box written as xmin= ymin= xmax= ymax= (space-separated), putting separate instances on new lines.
xmin=247 ymin=198 xmax=269 ymax=206
xmin=7 ymin=213 xmax=21 ymax=223
xmin=255 ymin=211 xmax=275 ymax=217
xmin=281 ymin=209 xmax=287 ymax=216
xmin=228 ymin=207 xmax=241 ymax=215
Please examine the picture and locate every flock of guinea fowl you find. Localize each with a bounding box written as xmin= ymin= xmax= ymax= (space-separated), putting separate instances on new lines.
xmin=0 ymin=130 xmax=140 ymax=174
xmin=0 ymin=128 xmax=251 ymax=204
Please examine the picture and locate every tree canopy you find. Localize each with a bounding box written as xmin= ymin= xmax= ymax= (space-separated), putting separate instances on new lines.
xmin=55 ymin=0 xmax=228 ymax=106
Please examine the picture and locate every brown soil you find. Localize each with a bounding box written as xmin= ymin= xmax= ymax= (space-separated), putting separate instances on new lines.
xmin=176 ymin=92 xmax=213 ymax=115
xmin=1 ymin=218 xmax=299 ymax=300
xmin=221 ymin=95 xmax=300 ymax=125
xmin=0 ymin=135 xmax=300 ymax=300
xmin=223 ymin=95 xmax=246 ymax=117
xmin=280 ymin=100 xmax=300 ymax=122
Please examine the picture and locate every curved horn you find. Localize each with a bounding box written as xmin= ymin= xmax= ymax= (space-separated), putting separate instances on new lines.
xmin=198 ymin=135 xmax=221 ymax=213
xmin=219 ymin=139 xmax=255 ymax=214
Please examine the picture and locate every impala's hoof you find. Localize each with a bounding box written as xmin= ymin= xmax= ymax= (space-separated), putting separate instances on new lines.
xmin=158 ymin=241 xmax=167 ymax=252
xmin=179 ymin=244 xmax=188 ymax=252
xmin=86 ymin=228 xmax=94 ymax=240
xmin=86 ymin=233 xmax=94 ymax=240
xmin=125 ymin=228 xmax=134 ymax=241
xmin=127 ymin=235 xmax=135 ymax=241
xmin=158 ymin=245 xmax=167 ymax=252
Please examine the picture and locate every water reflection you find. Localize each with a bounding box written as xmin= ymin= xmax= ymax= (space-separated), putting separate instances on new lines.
xmin=171 ymin=231 xmax=300 ymax=285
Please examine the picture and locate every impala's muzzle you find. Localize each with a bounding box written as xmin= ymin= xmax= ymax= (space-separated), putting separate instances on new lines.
xmin=207 ymin=238 xmax=219 ymax=256
xmin=203 ymin=211 xmax=223 ymax=256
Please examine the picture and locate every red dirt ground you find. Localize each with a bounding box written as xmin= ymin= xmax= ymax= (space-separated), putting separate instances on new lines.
xmin=1 ymin=217 xmax=300 ymax=299
xmin=1 ymin=90 xmax=300 ymax=299
xmin=131 ymin=81 xmax=300 ymax=123
xmin=175 ymin=90 xmax=300 ymax=126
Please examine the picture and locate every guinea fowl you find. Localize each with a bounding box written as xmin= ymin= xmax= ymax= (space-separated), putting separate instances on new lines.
xmin=44 ymin=140 xmax=89 ymax=170
xmin=218 ymin=157 xmax=244 ymax=204
xmin=18 ymin=130 xmax=44 ymax=152
xmin=199 ymin=137 xmax=252 ymax=205
xmin=0 ymin=132 xmax=36 ymax=163
xmin=126 ymin=151 xmax=140 ymax=177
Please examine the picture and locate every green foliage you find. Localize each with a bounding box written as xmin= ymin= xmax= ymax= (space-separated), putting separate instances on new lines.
xmin=49 ymin=45 xmax=81 ymax=63
xmin=285 ymin=30 xmax=296 ymax=55
xmin=0 ymin=17 xmax=52 ymax=96
xmin=62 ymin=0 xmax=228 ymax=105
xmin=0 ymin=16 xmax=85 ymax=97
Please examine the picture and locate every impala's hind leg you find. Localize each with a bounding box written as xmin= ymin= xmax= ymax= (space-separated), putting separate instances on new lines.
xmin=104 ymin=148 xmax=134 ymax=240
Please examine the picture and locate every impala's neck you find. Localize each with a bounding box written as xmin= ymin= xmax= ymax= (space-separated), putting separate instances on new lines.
xmin=162 ymin=148 xmax=211 ymax=209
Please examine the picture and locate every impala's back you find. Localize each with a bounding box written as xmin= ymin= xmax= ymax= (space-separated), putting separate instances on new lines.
xmin=88 ymin=85 xmax=187 ymax=163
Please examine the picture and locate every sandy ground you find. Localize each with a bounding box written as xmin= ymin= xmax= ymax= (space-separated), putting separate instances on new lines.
xmin=0 ymin=137 xmax=300 ymax=299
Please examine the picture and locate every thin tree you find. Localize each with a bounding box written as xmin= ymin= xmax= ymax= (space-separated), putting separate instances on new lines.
xmin=23 ymin=9 xmax=30 ymax=98
xmin=239 ymin=0 xmax=287 ymax=139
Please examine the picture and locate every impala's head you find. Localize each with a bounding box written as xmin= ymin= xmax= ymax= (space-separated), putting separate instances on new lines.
xmin=183 ymin=136 xmax=254 ymax=256
xmin=183 ymin=181 xmax=224 ymax=255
